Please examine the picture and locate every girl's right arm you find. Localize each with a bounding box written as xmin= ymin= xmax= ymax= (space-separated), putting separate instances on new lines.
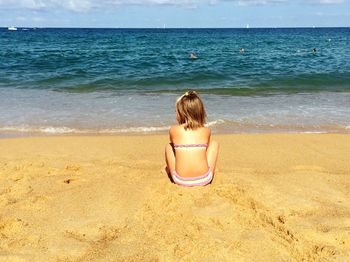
xmin=206 ymin=127 xmax=212 ymax=144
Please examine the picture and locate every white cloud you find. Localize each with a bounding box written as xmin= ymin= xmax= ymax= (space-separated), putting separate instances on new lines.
xmin=0 ymin=0 xmax=214 ymax=11
xmin=235 ymin=0 xmax=287 ymax=6
xmin=0 ymin=0 xmax=92 ymax=11
xmin=66 ymin=0 xmax=92 ymax=11
xmin=0 ymin=0 xmax=46 ymax=9
xmin=0 ymin=0 xmax=347 ymax=12
xmin=234 ymin=0 xmax=346 ymax=4
xmin=306 ymin=0 xmax=345 ymax=4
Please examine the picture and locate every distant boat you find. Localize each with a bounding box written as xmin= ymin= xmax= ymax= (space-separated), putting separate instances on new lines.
xmin=8 ymin=26 xmax=17 ymax=31
xmin=246 ymin=24 xmax=250 ymax=29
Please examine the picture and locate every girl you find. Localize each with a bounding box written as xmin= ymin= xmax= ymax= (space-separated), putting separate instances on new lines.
xmin=165 ymin=91 xmax=219 ymax=187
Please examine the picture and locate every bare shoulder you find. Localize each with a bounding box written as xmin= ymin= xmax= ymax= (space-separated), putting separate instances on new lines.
xmin=205 ymin=127 xmax=211 ymax=134
xmin=201 ymin=126 xmax=211 ymax=136
xmin=169 ymin=125 xmax=182 ymax=135
xmin=195 ymin=126 xmax=211 ymax=142
xmin=169 ymin=125 xmax=182 ymax=140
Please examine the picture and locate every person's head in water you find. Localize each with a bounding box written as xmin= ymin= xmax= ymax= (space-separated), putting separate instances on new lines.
xmin=189 ymin=52 xmax=197 ymax=59
xmin=176 ymin=90 xmax=207 ymax=130
xmin=240 ymin=48 xmax=245 ymax=53
xmin=312 ymin=48 xmax=317 ymax=53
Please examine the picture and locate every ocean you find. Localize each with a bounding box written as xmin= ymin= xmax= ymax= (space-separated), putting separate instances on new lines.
xmin=1 ymin=27 xmax=350 ymax=136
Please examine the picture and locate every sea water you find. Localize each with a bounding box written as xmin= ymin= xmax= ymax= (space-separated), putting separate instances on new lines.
xmin=0 ymin=27 xmax=350 ymax=135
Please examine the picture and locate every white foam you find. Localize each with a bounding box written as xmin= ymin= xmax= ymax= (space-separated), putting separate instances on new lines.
xmin=300 ymin=131 xmax=328 ymax=134
xmin=206 ymin=119 xmax=225 ymax=127
xmin=0 ymin=125 xmax=171 ymax=135
xmin=100 ymin=126 xmax=170 ymax=133
xmin=0 ymin=126 xmax=83 ymax=134
xmin=39 ymin=127 xmax=80 ymax=134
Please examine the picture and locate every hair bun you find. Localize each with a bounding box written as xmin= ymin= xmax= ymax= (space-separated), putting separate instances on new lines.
xmin=186 ymin=90 xmax=197 ymax=97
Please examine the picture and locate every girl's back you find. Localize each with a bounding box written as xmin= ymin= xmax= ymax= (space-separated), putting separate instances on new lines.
xmin=170 ymin=125 xmax=211 ymax=178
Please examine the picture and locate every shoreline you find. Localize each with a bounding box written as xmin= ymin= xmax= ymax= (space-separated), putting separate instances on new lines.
xmin=1 ymin=134 xmax=350 ymax=260
xmin=1 ymin=129 xmax=350 ymax=139
xmin=1 ymin=90 xmax=350 ymax=139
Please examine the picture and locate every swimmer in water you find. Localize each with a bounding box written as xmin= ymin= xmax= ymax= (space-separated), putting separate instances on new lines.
xmin=189 ymin=52 xmax=198 ymax=59
xmin=240 ymin=48 xmax=245 ymax=53
xmin=312 ymin=48 xmax=317 ymax=54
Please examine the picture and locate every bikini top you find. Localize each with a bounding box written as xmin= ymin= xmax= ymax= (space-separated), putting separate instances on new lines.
xmin=173 ymin=143 xmax=208 ymax=149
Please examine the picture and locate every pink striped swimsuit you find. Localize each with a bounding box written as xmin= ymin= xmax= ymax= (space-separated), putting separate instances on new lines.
xmin=171 ymin=143 xmax=213 ymax=187
xmin=173 ymin=143 xmax=209 ymax=149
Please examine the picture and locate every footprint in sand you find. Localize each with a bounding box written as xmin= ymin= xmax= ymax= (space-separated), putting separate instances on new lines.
xmin=65 ymin=164 xmax=81 ymax=172
xmin=62 ymin=165 xmax=86 ymax=184
xmin=65 ymin=223 xmax=121 ymax=243
xmin=60 ymin=224 xmax=123 ymax=261
xmin=1 ymin=185 xmax=34 ymax=206
xmin=313 ymin=245 xmax=337 ymax=256
xmin=10 ymin=173 xmax=24 ymax=182
xmin=0 ymin=217 xmax=27 ymax=238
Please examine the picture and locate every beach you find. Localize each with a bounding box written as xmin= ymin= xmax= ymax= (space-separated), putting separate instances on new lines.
xmin=1 ymin=134 xmax=349 ymax=261
xmin=1 ymin=27 xmax=350 ymax=261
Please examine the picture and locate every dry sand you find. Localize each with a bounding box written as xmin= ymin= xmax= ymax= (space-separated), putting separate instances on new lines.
xmin=0 ymin=134 xmax=349 ymax=261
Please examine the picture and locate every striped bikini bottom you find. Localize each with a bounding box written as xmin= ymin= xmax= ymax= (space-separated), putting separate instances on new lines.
xmin=171 ymin=168 xmax=213 ymax=187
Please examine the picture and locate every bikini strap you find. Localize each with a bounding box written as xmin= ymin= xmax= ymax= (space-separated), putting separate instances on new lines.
xmin=173 ymin=143 xmax=208 ymax=149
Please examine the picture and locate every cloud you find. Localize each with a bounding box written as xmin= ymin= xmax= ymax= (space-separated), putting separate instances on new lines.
xmin=0 ymin=0 xmax=92 ymax=11
xmin=234 ymin=0 xmax=346 ymax=5
xmin=306 ymin=0 xmax=345 ymax=4
xmin=234 ymin=0 xmax=287 ymax=6
xmin=0 ymin=0 xmax=47 ymax=10
xmin=65 ymin=0 xmax=92 ymax=11
xmin=0 ymin=0 xmax=347 ymax=12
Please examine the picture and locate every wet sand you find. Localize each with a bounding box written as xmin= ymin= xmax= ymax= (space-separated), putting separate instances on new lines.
xmin=0 ymin=134 xmax=349 ymax=261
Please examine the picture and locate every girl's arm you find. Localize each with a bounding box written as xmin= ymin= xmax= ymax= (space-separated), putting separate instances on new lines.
xmin=207 ymin=127 xmax=212 ymax=144
xmin=169 ymin=126 xmax=176 ymax=144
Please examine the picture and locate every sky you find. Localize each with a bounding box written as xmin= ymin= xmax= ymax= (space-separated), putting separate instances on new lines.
xmin=0 ymin=0 xmax=349 ymax=28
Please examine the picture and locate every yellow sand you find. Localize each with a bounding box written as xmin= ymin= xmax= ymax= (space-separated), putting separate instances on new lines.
xmin=0 ymin=134 xmax=349 ymax=261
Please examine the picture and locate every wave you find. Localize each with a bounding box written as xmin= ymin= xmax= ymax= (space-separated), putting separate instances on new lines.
xmin=0 ymin=126 xmax=82 ymax=134
xmin=31 ymin=72 xmax=349 ymax=96
xmin=1 ymin=121 xmax=350 ymax=136
xmin=0 ymin=121 xmax=222 ymax=135
xmin=206 ymin=119 xmax=225 ymax=127
xmin=0 ymin=125 xmax=170 ymax=135
xmin=100 ymin=126 xmax=170 ymax=133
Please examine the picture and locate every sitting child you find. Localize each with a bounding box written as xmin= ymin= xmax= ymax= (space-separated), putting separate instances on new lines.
xmin=165 ymin=90 xmax=219 ymax=187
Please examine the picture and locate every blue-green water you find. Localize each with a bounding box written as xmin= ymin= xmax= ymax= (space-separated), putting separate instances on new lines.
xmin=1 ymin=28 xmax=350 ymax=135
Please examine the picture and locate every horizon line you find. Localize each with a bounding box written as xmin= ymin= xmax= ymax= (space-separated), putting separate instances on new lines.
xmin=1 ymin=26 xmax=350 ymax=29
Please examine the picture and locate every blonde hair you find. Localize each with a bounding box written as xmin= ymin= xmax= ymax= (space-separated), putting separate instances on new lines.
xmin=176 ymin=90 xmax=207 ymax=130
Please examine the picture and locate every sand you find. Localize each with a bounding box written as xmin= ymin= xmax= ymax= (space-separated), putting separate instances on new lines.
xmin=0 ymin=134 xmax=349 ymax=261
